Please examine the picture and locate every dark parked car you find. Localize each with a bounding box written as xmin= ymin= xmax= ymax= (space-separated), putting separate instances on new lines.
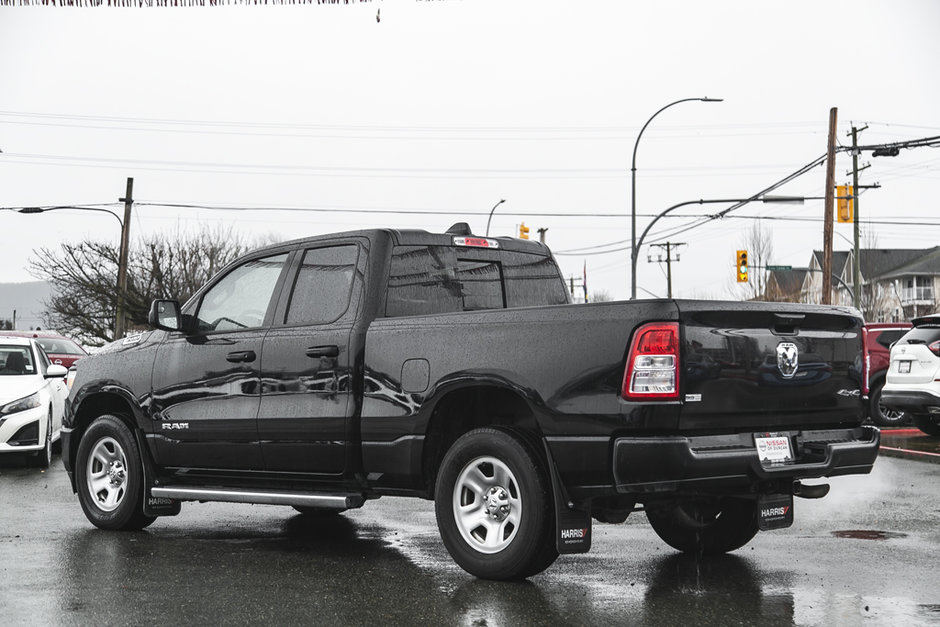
xmin=862 ymin=323 xmax=912 ymax=427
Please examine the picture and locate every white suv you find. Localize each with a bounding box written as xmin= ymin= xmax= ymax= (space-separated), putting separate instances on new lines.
xmin=882 ymin=314 xmax=940 ymax=436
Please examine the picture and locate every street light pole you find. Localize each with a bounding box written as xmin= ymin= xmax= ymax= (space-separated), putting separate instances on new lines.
xmin=16 ymin=200 xmax=128 ymax=340
xmin=631 ymin=97 xmax=723 ymax=299
xmin=485 ymin=199 xmax=506 ymax=237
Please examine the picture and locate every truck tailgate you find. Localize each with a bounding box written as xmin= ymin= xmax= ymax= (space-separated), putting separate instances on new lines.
xmin=676 ymin=301 xmax=864 ymax=431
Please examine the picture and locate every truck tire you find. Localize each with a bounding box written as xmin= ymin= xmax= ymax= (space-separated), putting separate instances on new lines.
xmin=75 ymin=414 xmax=156 ymax=531
xmin=869 ymin=381 xmax=910 ymax=427
xmin=434 ymin=428 xmax=558 ymax=580
xmin=646 ymin=497 xmax=758 ymax=555
xmin=913 ymin=414 xmax=940 ymax=437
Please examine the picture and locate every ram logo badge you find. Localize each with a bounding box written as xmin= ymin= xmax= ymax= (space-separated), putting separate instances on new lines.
xmin=776 ymin=342 xmax=799 ymax=378
xmin=161 ymin=422 xmax=190 ymax=430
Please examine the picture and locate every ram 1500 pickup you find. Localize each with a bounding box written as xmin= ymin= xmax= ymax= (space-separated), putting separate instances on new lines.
xmin=62 ymin=224 xmax=880 ymax=580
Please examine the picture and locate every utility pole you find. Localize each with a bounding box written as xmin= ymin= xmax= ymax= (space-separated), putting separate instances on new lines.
xmin=822 ymin=108 xmax=838 ymax=305
xmin=115 ymin=177 xmax=134 ymax=340
xmin=648 ymin=242 xmax=685 ymax=299
xmin=850 ymin=125 xmax=867 ymax=310
xmin=537 ymin=227 xmax=548 ymax=244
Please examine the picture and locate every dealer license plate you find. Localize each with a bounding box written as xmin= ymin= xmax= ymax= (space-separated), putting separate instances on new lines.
xmin=898 ymin=361 xmax=911 ymax=373
xmin=754 ymin=433 xmax=793 ymax=463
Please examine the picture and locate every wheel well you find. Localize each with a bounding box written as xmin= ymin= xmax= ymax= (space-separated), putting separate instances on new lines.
xmin=71 ymin=393 xmax=136 ymax=458
xmin=422 ymin=385 xmax=543 ymax=497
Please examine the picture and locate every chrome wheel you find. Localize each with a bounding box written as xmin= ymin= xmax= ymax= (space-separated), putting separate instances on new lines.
xmin=85 ymin=436 xmax=128 ymax=513
xmin=452 ymin=456 xmax=522 ymax=554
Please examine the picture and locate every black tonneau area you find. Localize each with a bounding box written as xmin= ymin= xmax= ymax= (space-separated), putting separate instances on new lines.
xmin=675 ymin=300 xmax=864 ymax=432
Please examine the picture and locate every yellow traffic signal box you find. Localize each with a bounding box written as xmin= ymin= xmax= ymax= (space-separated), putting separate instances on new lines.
xmin=737 ymin=250 xmax=748 ymax=282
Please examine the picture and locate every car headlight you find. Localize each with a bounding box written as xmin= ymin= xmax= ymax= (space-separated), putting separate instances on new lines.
xmin=66 ymin=367 xmax=77 ymax=391
xmin=0 ymin=392 xmax=42 ymax=416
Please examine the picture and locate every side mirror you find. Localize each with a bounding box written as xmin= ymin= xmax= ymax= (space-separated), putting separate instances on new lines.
xmin=46 ymin=364 xmax=69 ymax=378
xmin=149 ymin=299 xmax=183 ymax=332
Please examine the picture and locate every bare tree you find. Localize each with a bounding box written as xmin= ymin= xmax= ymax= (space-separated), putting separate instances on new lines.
xmin=28 ymin=226 xmax=255 ymax=346
xmin=590 ymin=290 xmax=614 ymax=303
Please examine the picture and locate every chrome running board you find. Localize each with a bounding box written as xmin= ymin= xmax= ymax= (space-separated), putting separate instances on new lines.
xmin=150 ymin=486 xmax=364 ymax=509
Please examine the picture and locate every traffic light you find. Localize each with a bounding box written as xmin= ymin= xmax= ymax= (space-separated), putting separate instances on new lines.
xmin=837 ymin=185 xmax=854 ymax=223
xmin=519 ymin=223 xmax=530 ymax=239
xmin=736 ymin=250 xmax=748 ymax=283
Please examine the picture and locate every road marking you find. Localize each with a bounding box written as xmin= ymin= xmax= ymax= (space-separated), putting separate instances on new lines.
xmin=880 ymin=445 xmax=940 ymax=458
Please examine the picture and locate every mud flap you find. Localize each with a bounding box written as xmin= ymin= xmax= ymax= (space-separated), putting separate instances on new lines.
xmin=543 ymin=441 xmax=592 ymax=554
xmin=134 ymin=430 xmax=181 ymax=518
xmin=757 ymin=494 xmax=793 ymax=531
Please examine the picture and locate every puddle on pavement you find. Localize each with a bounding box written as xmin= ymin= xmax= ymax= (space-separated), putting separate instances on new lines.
xmin=830 ymin=530 xmax=908 ymax=540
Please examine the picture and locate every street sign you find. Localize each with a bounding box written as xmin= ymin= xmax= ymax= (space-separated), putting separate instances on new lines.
xmin=766 ymin=265 xmax=793 ymax=271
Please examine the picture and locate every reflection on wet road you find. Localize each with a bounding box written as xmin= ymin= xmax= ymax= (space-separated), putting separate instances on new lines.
xmin=0 ymin=450 xmax=938 ymax=626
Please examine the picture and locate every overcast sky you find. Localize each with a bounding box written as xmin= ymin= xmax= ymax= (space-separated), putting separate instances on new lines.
xmin=2 ymin=0 xmax=938 ymax=303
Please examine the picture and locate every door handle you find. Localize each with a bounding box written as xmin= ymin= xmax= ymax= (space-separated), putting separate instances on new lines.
xmin=226 ymin=350 xmax=256 ymax=363
xmin=306 ymin=345 xmax=339 ymax=359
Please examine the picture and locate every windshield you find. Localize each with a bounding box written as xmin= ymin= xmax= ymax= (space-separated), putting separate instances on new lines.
xmin=0 ymin=345 xmax=36 ymax=376
xmin=35 ymin=337 xmax=87 ymax=356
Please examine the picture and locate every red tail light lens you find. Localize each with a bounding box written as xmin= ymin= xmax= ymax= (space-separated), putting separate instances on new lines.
xmin=622 ymin=322 xmax=680 ymax=400
xmin=929 ymin=340 xmax=940 ymax=357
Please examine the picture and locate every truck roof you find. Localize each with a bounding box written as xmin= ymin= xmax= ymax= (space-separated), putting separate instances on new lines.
xmin=253 ymin=225 xmax=553 ymax=258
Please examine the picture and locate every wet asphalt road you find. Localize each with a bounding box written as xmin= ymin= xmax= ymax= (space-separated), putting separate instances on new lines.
xmin=1 ymin=449 xmax=939 ymax=627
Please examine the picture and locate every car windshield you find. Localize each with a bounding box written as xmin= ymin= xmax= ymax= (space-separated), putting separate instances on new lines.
xmin=35 ymin=337 xmax=87 ymax=356
xmin=0 ymin=345 xmax=36 ymax=376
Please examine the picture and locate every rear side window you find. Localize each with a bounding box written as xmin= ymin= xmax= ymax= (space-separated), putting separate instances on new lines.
xmin=875 ymin=330 xmax=908 ymax=349
xmin=285 ymin=245 xmax=359 ymax=325
xmin=385 ymin=245 xmax=567 ymax=317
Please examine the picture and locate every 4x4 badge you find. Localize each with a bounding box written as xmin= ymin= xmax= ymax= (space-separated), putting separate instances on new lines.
xmin=776 ymin=342 xmax=799 ymax=378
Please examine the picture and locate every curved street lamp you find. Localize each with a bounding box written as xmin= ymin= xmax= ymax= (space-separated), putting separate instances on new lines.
xmin=16 ymin=199 xmax=131 ymax=339
xmin=631 ymin=97 xmax=723 ymax=299
xmin=632 ymin=195 xmax=820 ymax=299
xmin=485 ymin=199 xmax=506 ymax=237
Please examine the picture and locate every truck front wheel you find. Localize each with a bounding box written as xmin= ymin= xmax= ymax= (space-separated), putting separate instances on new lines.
xmin=646 ymin=497 xmax=758 ymax=555
xmin=434 ymin=428 xmax=557 ymax=580
xmin=75 ymin=414 xmax=156 ymax=531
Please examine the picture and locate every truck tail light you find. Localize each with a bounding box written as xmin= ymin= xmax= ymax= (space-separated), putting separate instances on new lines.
xmin=622 ymin=322 xmax=679 ymax=401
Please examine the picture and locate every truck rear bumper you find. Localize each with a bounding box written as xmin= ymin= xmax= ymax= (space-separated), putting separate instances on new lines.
xmin=612 ymin=426 xmax=880 ymax=492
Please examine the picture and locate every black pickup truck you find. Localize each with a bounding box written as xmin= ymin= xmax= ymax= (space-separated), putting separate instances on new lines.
xmin=62 ymin=224 xmax=880 ymax=580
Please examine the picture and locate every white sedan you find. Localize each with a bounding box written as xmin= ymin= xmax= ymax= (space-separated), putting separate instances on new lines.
xmin=0 ymin=336 xmax=69 ymax=466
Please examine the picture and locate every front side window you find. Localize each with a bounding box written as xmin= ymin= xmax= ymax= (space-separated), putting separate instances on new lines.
xmin=196 ymin=253 xmax=288 ymax=332
xmin=285 ymin=245 xmax=359 ymax=325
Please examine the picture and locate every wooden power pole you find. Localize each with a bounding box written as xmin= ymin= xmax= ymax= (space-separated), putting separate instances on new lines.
xmin=115 ymin=177 xmax=134 ymax=339
xmin=822 ymin=108 xmax=838 ymax=305
xmin=649 ymin=242 xmax=685 ymax=299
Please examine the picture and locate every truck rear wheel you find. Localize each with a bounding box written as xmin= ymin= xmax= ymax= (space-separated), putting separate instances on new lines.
xmin=646 ymin=497 xmax=758 ymax=555
xmin=434 ymin=428 xmax=557 ymax=580
xmin=75 ymin=414 xmax=156 ymax=531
